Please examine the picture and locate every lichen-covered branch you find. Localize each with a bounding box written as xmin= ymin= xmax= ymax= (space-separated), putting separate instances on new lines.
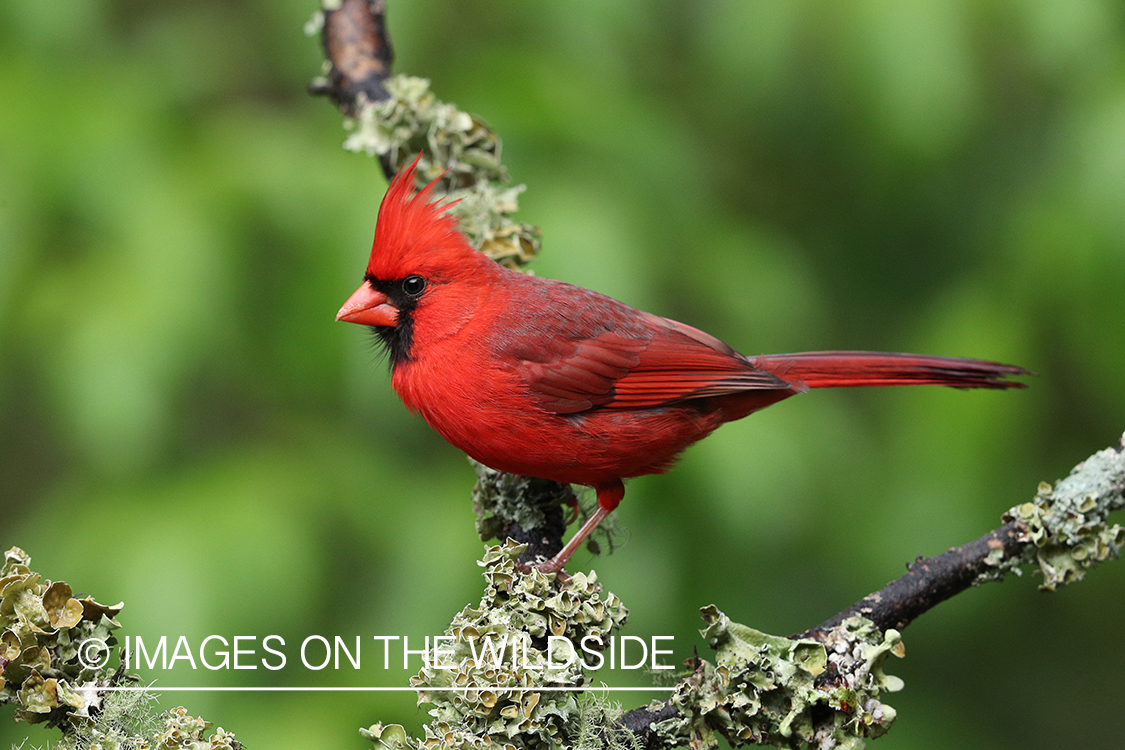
xmin=361 ymin=542 xmax=632 ymax=750
xmin=308 ymin=0 xmax=542 ymax=271
xmin=0 ymin=548 xmax=242 ymax=749
xmin=471 ymin=461 xmax=574 ymax=564
xmin=801 ymin=434 xmax=1125 ymax=639
xmin=649 ymin=609 xmax=904 ymax=749
xmin=362 ymin=545 xmax=907 ymax=750
xmin=1004 ymin=437 xmax=1125 ymax=588
xmin=308 ymin=1 xmax=394 ymax=119
xmin=618 ymin=434 xmax=1125 ymax=749
xmin=0 ymin=546 xmax=126 ymax=728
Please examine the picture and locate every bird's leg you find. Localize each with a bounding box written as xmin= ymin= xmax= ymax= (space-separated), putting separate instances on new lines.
xmin=533 ymin=506 xmax=610 ymax=574
xmin=534 ymin=481 xmax=623 ymax=574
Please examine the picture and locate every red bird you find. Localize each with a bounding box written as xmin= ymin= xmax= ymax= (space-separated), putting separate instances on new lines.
xmin=338 ymin=158 xmax=1028 ymax=573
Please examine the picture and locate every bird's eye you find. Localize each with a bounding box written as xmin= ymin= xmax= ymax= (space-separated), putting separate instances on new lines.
xmin=402 ymin=275 xmax=427 ymax=297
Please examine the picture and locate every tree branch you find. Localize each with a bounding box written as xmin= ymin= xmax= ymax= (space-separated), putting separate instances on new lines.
xmin=309 ymin=0 xmax=395 ymax=177
xmin=309 ymin=0 xmax=393 ymax=111
xmin=620 ymin=433 xmax=1125 ymax=748
xmin=799 ymin=521 xmax=1024 ymax=639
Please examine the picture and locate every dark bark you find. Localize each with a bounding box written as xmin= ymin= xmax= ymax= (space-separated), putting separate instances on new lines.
xmin=309 ymin=0 xmax=396 ymax=177
xmin=799 ymin=521 xmax=1025 ymax=639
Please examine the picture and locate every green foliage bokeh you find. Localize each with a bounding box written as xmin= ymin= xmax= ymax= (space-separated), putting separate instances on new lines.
xmin=2 ymin=1 xmax=1123 ymax=748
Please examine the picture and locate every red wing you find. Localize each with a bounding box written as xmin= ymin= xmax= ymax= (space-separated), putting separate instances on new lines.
xmin=520 ymin=314 xmax=791 ymax=415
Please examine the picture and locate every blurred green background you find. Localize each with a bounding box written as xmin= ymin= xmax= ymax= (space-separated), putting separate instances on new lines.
xmin=2 ymin=0 xmax=1124 ymax=748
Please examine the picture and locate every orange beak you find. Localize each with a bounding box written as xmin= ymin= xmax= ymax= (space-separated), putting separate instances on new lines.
xmin=336 ymin=283 xmax=399 ymax=327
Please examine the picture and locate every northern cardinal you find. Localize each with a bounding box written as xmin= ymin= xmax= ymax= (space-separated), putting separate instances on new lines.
xmin=338 ymin=158 xmax=1028 ymax=573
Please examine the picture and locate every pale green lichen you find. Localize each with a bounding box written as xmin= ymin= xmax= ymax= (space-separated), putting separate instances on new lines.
xmin=2 ymin=549 xmax=241 ymax=749
xmin=362 ymin=541 xmax=629 ymax=750
xmin=445 ymin=181 xmax=540 ymax=270
xmin=470 ymin=461 xmax=575 ymax=545
xmin=341 ymin=75 xmax=541 ymax=268
xmin=652 ymin=608 xmax=901 ymax=750
xmin=343 ymin=76 xmax=499 ymax=177
xmin=1003 ymin=438 xmax=1125 ymax=590
xmin=53 ymin=701 xmax=241 ymax=750
xmin=360 ymin=547 xmax=907 ymax=750
xmin=144 ymin=705 xmax=239 ymax=750
xmin=32 ymin=692 xmax=240 ymax=750
xmin=0 ymin=547 xmax=123 ymax=727
xmin=303 ymin=10 xmax=325 ymax=37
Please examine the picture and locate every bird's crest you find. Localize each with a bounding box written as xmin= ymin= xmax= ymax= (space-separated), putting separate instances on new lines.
xmin=365 ymin=155 xmax=475 ymax=279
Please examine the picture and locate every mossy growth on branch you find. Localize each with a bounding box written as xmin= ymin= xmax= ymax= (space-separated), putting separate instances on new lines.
xmin=1 ymin=548 xmax=241 ymax=749
xmin=470 ymin=462 xmax=576 ymax=546
xmin=47 ymin=700 xmax=240 ymax=750
xmin=0 ymin=546 xmax=123 ymax=728
xmin=650 ymin=609 xmax=902 ymax=750
xmin=999 ymin=438 xmax=1125 ymax=590
xmin=360 ymin=544 xmax=911 ymax=750
xmin=333 ymin=73 xmax=542 ymax=269
xmin=362 ymin=541 xmax=630 ymax=750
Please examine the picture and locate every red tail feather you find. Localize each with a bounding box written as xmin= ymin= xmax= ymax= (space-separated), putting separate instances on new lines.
xmin=751 ymin=351 xmax=1030 ymax=390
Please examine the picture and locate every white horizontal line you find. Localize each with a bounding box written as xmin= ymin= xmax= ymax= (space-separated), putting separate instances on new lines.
xmin=97 ymin=686 xmax=674 ymax=693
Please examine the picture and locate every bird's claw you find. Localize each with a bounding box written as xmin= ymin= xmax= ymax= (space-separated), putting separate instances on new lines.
xmin=515 ymin=558 xmax=571 ymax=582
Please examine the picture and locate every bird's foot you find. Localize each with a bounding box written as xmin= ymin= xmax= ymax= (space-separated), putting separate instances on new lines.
xmin=515 ymin=557 xmax=571 ymax=582
xmin=517 ymin=504 xmax=613 ymax=580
